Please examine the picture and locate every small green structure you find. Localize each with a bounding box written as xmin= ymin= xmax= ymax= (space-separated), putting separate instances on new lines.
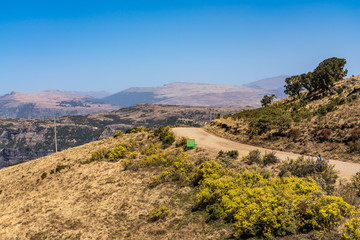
xmin=186 ymin=139 xmax=195 ymax=148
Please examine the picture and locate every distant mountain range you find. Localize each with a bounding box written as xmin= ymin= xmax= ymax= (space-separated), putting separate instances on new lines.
xmin=0 ymin=75 xmax=288 ymax=118
xmin=101 ymin=75 xmax=288 ymax=108
xmin=0 ymin=90 xmax=118 ymax=118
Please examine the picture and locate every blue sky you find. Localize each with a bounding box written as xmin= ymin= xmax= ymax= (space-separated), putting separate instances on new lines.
xmin=0 ymin=0 xmax=359 ymax=94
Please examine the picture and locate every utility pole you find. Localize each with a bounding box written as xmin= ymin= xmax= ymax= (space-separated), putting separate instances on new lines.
xmin=54 ymin=117 xmax=58 ymax=153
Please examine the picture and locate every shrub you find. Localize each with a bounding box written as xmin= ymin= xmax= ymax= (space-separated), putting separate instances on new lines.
xmin=84 ymin=148 xmax=106 ymax=163
xmin=55 ymin=165 xmax=67 ymax=173
xmin=148 ymin=205 xmax=170 ymax=222
xmin=141 ymin=153 xmax=167 ymax=167
xmin=262 ymin=151 xmax=279 ymax=166
xmin=278 ymin=156 xmax=338 ymax=193
xmin=121 ymin=159 xmax=133 ymax=170
xmin=155 ymin=126 xmax=175 ymax=148
xmin=41 ymin=172 xmax=47 ymax=179
xmin=113 ymin=131 xmax=123 ymax=138
xmin=351 ymin=171 xmax=360 ymax=196
xmin=349 ymin=140 xmax=360 ymax=153
xmin=125 ymin=126 xmax=149 ymax=134
xmin=319 ymin=128 xmax=333 ymax=141
xmin=301 ymin=195 xmax=354 ymax=231
xmin=336 ymin=87 xmax=344 ymax=94
xmin=217 ymin=150 xmax=238 ymax=159
xmin=350 ymin=127 xmax=360 ymax=141
xmin=106 ymin=144 xmax=127 ymax=161
xmin=151 ymin=154 xmax=195 ymax=187
xmin=193 ymin=167 xmax=351 ymax=238
xmin=343 ymin=217 xmax=360 ymax=239
xmin=175 ymin=137 xmax=188 ymax=148
xmin=287 ymin=128 xmax=301 ymax=140
xmin=348 ymin=94 xmax=358 ymax=102
xmin=242 ymin=149 xmax=262 ymax=165
xmin=163 ymin=135 xmax=175 ymax=147
xmin=142 ymin=144 xmax=161 ymax=156
xmin=128 ymin=151 xmax=138 ymax=159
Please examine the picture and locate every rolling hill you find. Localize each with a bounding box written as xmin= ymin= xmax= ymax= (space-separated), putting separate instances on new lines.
xmin=206 ymin=75 xmax=360 ymax=162
xmin=0 ymin=125 xmax=358 ymax=239
xmin=102 ymin=76 xmax=288 ymax=108
xmin=0 ymin=90 xmax=117 ymax=118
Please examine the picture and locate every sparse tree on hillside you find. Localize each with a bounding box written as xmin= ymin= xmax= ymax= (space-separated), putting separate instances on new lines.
xmin=312 ymin=57 xmax=348 ymax=92
xmin=284 ymin=75 xmax=303 ymax=98
xmin=284 ymin=57 xmax=348 ymax=97
xmin=261 ymin=94 xmax=276 ymax=107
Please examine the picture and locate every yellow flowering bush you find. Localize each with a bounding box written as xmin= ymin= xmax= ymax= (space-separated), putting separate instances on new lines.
xmin=148 ymin=205 xmax=170 ymax=222
xmin=302 ymin=195 xmax=354 ymax=231
xmin=343 ymin=217 xmax=360 ymax=239
xmin=106 ymin=144 xmax=128 ymax=161
xmin=193 ymin=163 xmax=353 ymax=238
xmin=141 ymin=153 xmax=167 ymax=167
xmin=128 ymin=151 xmax=138 ymax=159
xmin=142 ymin=143 xmax=162 ymax=156
xmin=83 ymin=148 xmax=106 ymax=163
xmin=151 ymin=154 xmax=194 ymax=187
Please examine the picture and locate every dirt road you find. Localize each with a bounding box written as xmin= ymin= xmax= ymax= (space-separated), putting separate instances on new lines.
xmin=172 ymin=127 xmax=360 ymax=179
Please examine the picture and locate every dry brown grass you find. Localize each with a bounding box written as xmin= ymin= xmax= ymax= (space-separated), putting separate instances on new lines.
xmin=0 ymin=132 xmax=231 ymax=239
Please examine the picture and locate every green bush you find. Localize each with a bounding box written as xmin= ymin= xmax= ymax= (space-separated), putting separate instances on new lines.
xmin=242 ymin=149 xmax=262 ymax=165
xmin=348 ymin=94 xmax=358 ymax=102
xmin=262 ymin=151 xmax=279 ymax=166
xmin=278 ymin=156 xmax=338 ymax=193
xmin=113 ymin=131 xmax=123 ymax=138
xmin=351 ymin=172 xmax=360 ymax=196
xmin=55 ymin=165 xmax=67 ymax=173
xmin=316 ymin=97 xmax=345 ymax=116
xmin=217 ymin=150 xmax=238 ymax=159
xmin=148 ymin=205 xmax=170 ymax=222
xmin=175 ymin=137 xmax=188 ymax=148
xmin=243 ymin=150 xmax=278 ymax=166
xmin=41 ymin=172 xmax=47 ymax=179
xmin=336 ymin=87 xmax=344 ymax=94
xmin=155 ymin=126 xmax=175 ymax=148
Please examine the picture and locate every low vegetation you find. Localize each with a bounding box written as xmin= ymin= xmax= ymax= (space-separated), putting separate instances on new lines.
xmin=70 ymin=127 xmax=360 ymax=239
xmin=209 ymin=70 xmax=360 ymax=162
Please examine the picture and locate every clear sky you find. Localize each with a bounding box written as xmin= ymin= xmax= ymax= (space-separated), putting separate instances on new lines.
xmin=0 ymin=0 xmax=359 ymax=94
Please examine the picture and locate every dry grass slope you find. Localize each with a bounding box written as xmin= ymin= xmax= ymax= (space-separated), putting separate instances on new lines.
xmin=0 ymin=131 xmax=230 ymax=239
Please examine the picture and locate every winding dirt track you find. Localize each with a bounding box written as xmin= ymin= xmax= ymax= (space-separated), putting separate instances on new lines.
xmin=172 ymin=127 xmax=360 ymax=179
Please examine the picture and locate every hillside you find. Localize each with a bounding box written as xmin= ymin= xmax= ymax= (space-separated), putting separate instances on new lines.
xmin=206 ymin=75 xmax=360 ymax=162
xmin=1 ymin=127 xmax=359 ymax=239
xmin=0 ymin=90 xmax=117 ymax=118
xmin=0 ymin=104 xmax=238 ymax=168
xmin=102 ymin=76 xmax=288 ymax=108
